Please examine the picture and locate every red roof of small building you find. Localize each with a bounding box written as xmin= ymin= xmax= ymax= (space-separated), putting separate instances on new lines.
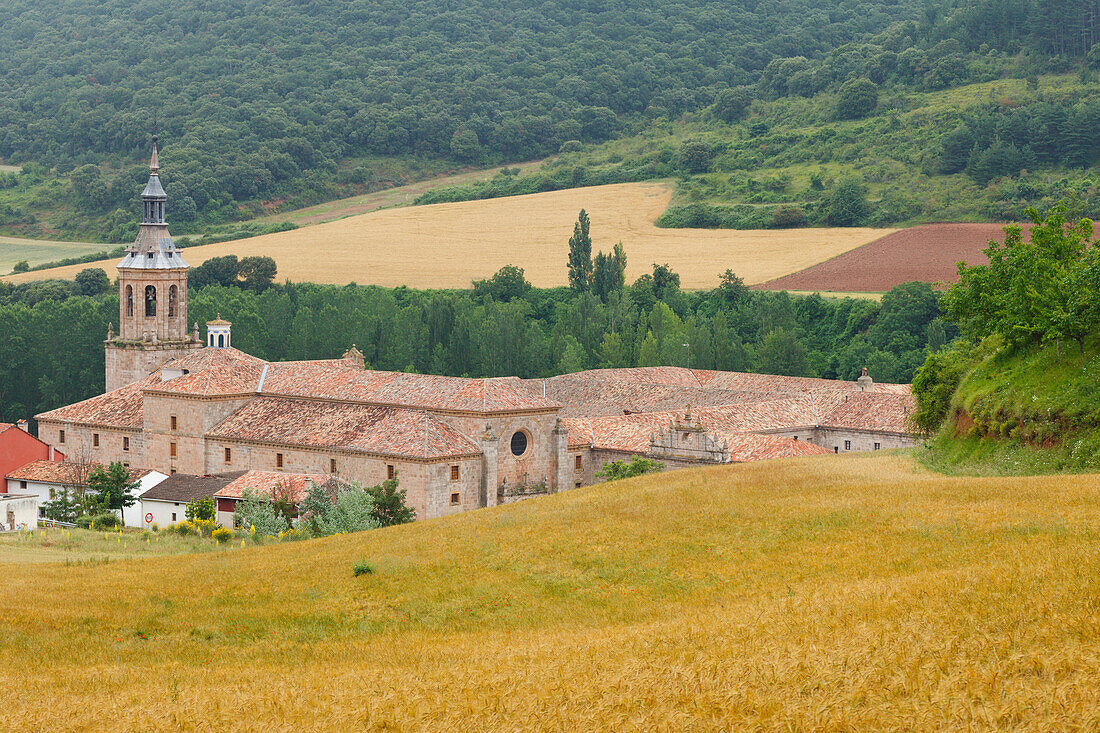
xmin=214 ymin=470 xmax=338 ymax=503
xmin=6 ymin=460 xmax=155 ymax=485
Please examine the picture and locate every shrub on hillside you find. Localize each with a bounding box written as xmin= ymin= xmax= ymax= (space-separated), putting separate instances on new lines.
xmin=596 ymin=455 xmax=665 ymax=482
xmin=910 ymin=341 xmax=975 ymax=436
xmin=233 ymin=488 xmax=290 ymax=537
xmin=835 ymin=78 xmax=879 ymax=120
xmin=770 ymin=205 xmax=806 ymax=228
xmin=825 ymin=177 xmax=871 ymax=226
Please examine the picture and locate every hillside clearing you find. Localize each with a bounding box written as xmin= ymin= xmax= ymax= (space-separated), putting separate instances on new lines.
xmin=0 ymin=234 xmax=109 ymax=274
xmin=2 ymin=182 xmax=892 ymax=289
xmin=3 ymin=453 xmax=1099 ymax=729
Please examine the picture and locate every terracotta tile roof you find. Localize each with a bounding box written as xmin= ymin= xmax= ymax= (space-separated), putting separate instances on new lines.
xmin=35 ymin=347 xmax=268 ymax=426
xmin=726 ymin=433 xmax=832 ymax=461
xmin=6 ymin=460 xmax=155 ymax=484
xmin=260 ymin=363 xmax=558 ymax=413
xmin=35 ymin=374 xmax=158 ymax=428
xmin=208 ymin=396 xmax=481 ymax=459
xmin=816 ymin=391 xmax=915 ymax=433
xmin=140 ymin=472 xmax=245 ymax=503
xmin=214 ymin=470 xmax=342 ymax=503
xmin=149 ymin=363 xmax=266 ymax=396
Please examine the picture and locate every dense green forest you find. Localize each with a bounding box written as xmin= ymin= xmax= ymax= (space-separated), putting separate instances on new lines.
xmin=0 ymin=263 xmax=948 ymax=423
xmin=2 ymin=0 xmax=1100 ymax=243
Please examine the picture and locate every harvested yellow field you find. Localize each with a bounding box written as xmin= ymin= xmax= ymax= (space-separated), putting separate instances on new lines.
xmin=3 ymin=453 xmax=1100 ymax=729
xmin=3 ymin=182 xmax=893 ymax=289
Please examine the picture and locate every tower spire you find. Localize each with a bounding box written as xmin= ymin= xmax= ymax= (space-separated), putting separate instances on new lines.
xmin=149 ymin=135 xmax=160 ymax=174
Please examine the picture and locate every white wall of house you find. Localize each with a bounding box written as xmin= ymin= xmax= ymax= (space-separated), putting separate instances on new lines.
xmin=0 ymin=495 xmax=38 ymax=530
xmin=139 ymin=498 xmax=189 ymax=528
xmin=5 ymin=471 xmax=168 ymax=527
xmin=128 ymin=471 xmax=169 ymax=527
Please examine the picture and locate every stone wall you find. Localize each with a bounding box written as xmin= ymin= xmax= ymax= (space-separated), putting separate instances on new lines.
xmin=105 ymin=339 xmax=201 ymax=392
xmin=35 ymin=421 xmax=143 ymax=469
xmin=141 ymin=393 xmax=252 ymax=475
xmin=204 ymin=438 xmax=482 ymax=520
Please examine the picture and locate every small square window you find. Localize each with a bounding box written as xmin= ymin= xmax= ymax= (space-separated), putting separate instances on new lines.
xmin=225 ymin=447 xmax=232 ymax=463
xmin=123 ymin=436 xmax=129 ymax=451
xmin=170 ymin=442 xmax=177 ymax=458
xmin=58 ymin=429 xmax=65 ymax=444
xmin=276 ymin=453 xmax=284 ymax=469
xmin=93 ymin=433 xmax=100 ymax=447
xmin=170 ymin=469 xmax=177 ymax=475
xmin=450 ymin=465 xmax=460 ymax=481
xmin=387 ymin=464 xmax=395 ymax=480
xmin=170 ymin=415 xmax=177 ymax=431
xmin=575 ymin=481 xmax=582 ymax=488
xmin=122 ymin=462 xmax=129 ymax=468
xmin=20 ymin=480 xmax=27 ymax=489
xmin=330 ymin=458 xmax=337 ymax=474
xmin=450 ymin=492 xmax=460 ymax=506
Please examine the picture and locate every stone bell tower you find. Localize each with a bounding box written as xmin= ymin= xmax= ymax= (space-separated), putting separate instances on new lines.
xmin=104 ymin=137 xmax=201 ymax=391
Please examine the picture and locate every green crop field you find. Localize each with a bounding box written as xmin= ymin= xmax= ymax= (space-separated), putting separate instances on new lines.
xmin=3 ymin=453 xmax=1099 ymax=729
xmin=0 ymin=234 xmax=110 ymax=274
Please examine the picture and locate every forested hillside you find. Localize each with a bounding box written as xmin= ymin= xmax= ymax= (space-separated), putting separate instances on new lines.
xmin=2 ymin=0 xmax=1099 ymax=242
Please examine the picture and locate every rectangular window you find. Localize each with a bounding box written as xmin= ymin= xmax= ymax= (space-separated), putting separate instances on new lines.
xmin=123 ymin=436 xmax=129 ymax=451
xmin=224 ymin=447 xmax=232 ymax=463
xmin=171 ymin=512 xmax=176 ymax=522
xmin=575 ymin=481 xmax=582 ymax=488
xmin=58 ymin=429 xmax=65 ymax=444
xmin=834 ymin=446 xmax=839 ymax=454
xmin=276 ymin=453 xmax=284 ymax=468
xmin=330 ymin=458 xmax=337 ymax=474
xmin=450 ymin=465 xmax=460 ymax=481
xmin=170 ymin=415 xmax=177 ymax=431
xmin=122 ymin=462 xmax=129 ymax=468
xmin=387 ymin=464 xmax=395 ymax=480
xmin=450 ymin=491 xmax=460 ymax=506
xmin=874 ymin=442 xmax=881 ymax=451
xmin=20 ymin=480 xmax=27 ymax=489
xmin=93 ymin=433 xmax=100 ymax=447
xmin=844 ymin=440 xmax=851 ymax=451
xmin=170 ymin=469 xmax=177 ymax=475
xmin=169 ymin=442 xmax=177 ymax=458
xmin=574 ymin=455 xmax=583 ymax=472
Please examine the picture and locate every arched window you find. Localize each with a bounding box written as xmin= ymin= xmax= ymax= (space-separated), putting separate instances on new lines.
xmin=125 ymin=285 xmax=133 ymax=317
xmin=168 ymin=285 xmax=178 ymax=317
xmin=218 ymin=334 xmax=225 ymax=348
xmin=144 ymin=285 xmax=157 ymax=317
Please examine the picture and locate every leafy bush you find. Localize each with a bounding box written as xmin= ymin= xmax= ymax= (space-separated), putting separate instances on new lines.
xmin=596 ymin=455 xmax=665 ymax=482
xmin=233 ymin=488 xmax=290 ymax=538
xmin=185 ymin=496 xmax=216 ymax=522
xmin=74 ymin=515 xmax=93 ymax=529
xmin=352 ymin=560 xmax=373 ymax=577
xmin=90 ymin=513 xmax=120 ymax=530
xmin=297 ymin=481 xmax=382 ymax=537
xmin=212 ymin=527 xmax=233 ymax=544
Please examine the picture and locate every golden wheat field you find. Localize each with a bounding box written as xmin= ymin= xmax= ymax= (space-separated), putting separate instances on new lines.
xmin=2 ymin=453 xmax=1099 ymax=730
xmin=2 ymin=182 xmax=892 ymax=289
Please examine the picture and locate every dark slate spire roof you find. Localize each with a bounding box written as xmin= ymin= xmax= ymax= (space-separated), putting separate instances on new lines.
xmin=118 ymin=138 xmax=189 ymax=271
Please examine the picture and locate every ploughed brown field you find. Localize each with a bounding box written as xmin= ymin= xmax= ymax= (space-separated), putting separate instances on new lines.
xmin=755 ymin=222 xmax=1032 ymax=293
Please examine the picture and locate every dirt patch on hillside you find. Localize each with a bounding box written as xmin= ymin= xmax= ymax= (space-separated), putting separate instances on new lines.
xmin=755 ymin=222 xmax=1032 ymax=292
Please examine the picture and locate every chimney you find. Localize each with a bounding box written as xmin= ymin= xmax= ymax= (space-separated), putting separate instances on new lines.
xmin=857 ymin=366 xmax=873 ymax=393
xmin=16 ymin=419 xmax=28 ymax=432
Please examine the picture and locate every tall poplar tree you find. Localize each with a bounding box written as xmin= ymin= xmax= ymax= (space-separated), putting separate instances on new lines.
xmin=567 ymin=209 xmax=593 ymax=292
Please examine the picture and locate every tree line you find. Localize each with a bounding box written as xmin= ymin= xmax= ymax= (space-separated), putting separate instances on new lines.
xmin=0 ymin=260 xmax=948 ymax=426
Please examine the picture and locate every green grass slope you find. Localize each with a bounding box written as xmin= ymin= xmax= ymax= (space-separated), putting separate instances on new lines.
xmin=3 ymin=453 xmax=1100 ymax=728
xmin=923 ymin=338 xmax=1100 ymax=475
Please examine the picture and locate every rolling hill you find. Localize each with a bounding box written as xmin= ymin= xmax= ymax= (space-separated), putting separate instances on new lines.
xmin=3 ymin=182 xmax=893 ymax=289
xmin=3 ymin=453 xmax=1099 ymax=728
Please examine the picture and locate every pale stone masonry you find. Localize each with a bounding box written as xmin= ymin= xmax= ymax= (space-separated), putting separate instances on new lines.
xmin=33 ymin=144 xmax=917 ymax=520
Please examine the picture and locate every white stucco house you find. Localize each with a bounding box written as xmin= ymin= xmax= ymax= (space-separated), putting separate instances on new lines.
xmin=4 ymin=461 xmax=168 ymax=527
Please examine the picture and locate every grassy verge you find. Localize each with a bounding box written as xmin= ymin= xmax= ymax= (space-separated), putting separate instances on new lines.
xmin=0 ymin=527 xmax=230 ymax=564
xmin=2 ymin=453 xmax=1100 ymax=727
